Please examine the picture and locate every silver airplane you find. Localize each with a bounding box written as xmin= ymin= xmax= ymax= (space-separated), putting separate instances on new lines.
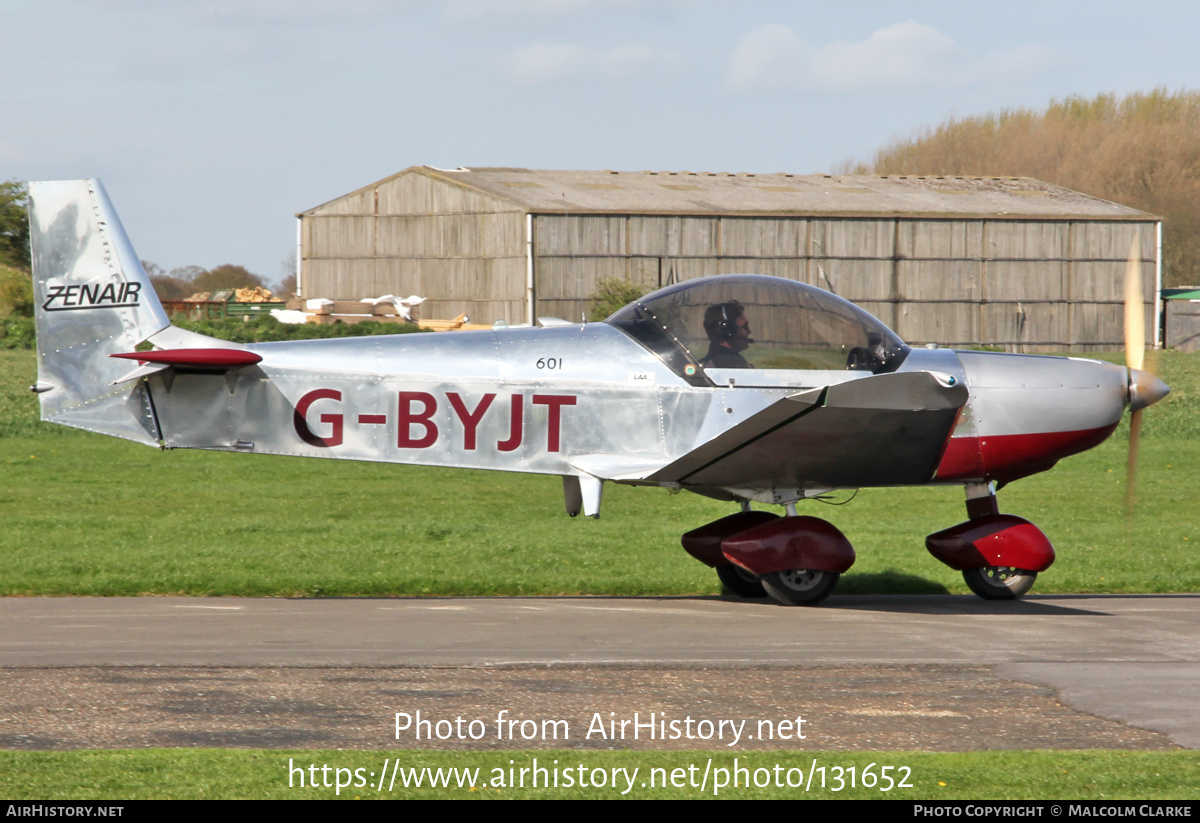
xmin=28 ymin=179 xmax=1170 ymax=606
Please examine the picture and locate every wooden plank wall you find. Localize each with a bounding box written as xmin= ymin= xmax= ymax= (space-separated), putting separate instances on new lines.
xmin=534 ymin=214 xmax=1157 ymax=351
xmin=302 ymin=173 xmax=527 ymax=324
xmin=1165 ymin=300 xmax=1200 ymax=352
xmin=303 ymin=172 xmax=1156 ymax=347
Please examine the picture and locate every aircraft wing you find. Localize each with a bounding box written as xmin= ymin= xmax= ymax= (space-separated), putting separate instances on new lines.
xmin=644 ymin=370 xmax=967 ymax=490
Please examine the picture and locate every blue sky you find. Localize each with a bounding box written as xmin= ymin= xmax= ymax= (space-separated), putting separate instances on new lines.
xmin=3 ymin=0 xmax=1196 ymax=284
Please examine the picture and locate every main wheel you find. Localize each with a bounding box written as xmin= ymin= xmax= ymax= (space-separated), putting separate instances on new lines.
xmin=963 ymin=566 xmax=1037 ymax=600
xmin=716 ymin=564 xmax=768 ymax=598
xmin=761 ymin=569 xmax=839 ymax=606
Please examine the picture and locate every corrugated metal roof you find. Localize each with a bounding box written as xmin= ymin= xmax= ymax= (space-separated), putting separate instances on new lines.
xmin=302 ymin=166 xmax=1155 ymax=220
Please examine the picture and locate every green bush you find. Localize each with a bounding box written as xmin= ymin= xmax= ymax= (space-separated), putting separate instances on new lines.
xmin=589 ymin=277 xmax=653 ymax=320
xmin=0 ymin=309 xmax=431 ymax=350
xmin=0 ymin=316 xmax=34 ymax=349
xmin=170 ymin=314 xmax=430 ymax=343
xmin=0 ymin=264 xmax=33 ymax=320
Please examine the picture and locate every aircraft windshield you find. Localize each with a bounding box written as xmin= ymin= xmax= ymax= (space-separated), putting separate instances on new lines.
xmin=606 ymin=274 xmax=908 ymax=383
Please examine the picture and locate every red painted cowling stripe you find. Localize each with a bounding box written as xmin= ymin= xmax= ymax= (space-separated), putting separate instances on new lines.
xmin=935 ymin=424 xmax=1119 ymax=483
xmin=110 ymin=349 xmax=263 ymax=368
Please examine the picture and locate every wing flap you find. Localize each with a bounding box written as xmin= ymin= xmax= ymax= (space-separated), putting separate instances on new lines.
xmin=649 ymin=371 xmax=967 ymax=489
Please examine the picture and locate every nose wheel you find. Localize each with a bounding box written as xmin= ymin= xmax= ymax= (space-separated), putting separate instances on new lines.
xmin=962 ymin=566 xmax=1037 ymax=600
xmin=925 ymin=484 xmax=1053 ymax=602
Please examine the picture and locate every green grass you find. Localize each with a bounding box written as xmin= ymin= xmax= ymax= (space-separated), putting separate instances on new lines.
xmin=0 ymin=434 xmax=1196 ymax=597
xmin=3 ymin=348 xmax=1199 ymax=801
xmin=0 ymin=750 xmax=1195 ymax=799
xmin=1 ymin=348 xmax=1198 ymax=596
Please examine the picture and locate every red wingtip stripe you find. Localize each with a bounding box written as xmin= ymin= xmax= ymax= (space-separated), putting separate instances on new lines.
xmin=110 ymin=349 xmax=262 ymax=368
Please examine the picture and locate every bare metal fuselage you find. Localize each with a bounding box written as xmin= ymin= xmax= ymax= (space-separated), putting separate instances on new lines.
xmin=29 ymin=177 xmax=1174 ymax=604
xmin=29 ymin=179 xmax=1147 ymax=512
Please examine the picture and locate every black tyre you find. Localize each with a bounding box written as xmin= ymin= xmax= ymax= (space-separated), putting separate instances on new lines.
xmin=716 ymin=564 xmax=768 ymax=598
xmin=963 ymin=566 xmax=1037 ymax=600
xmin=760 ymin=569 xmax=839 ymax=606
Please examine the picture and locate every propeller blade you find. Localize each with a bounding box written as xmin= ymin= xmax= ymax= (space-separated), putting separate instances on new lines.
xmin=1125 ymin=408 xmax=1142 ymax=514
xmin=1124 ymin=233 xmax=1144 ymax=513
xmin=1124 ymin=234 xmax=1144 ymax=371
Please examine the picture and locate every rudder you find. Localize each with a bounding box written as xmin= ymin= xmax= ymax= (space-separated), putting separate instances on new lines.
xmin=30 ymin=179 xmax=171 ymax=445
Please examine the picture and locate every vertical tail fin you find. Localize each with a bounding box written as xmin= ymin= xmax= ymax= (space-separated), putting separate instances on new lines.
xmin=30 ymin=179 xmax=170 ymax=444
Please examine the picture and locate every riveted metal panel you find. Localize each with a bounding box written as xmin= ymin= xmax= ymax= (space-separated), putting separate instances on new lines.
xmin=150 ymin=324 xmax=705 ymax=474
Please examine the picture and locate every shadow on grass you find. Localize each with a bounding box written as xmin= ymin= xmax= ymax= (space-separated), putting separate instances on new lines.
xmin=837 ymin=570 xmax=951 ymax=595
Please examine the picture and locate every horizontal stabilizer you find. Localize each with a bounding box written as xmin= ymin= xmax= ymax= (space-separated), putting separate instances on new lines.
xmin=110 ymin=349 xmax=263 ymax=368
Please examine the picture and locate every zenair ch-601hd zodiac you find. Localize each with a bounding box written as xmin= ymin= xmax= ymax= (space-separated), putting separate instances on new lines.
xmin=29 ymin=179 xmax=1170 ymax=606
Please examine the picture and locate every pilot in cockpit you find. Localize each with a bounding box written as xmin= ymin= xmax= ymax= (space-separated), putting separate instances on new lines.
xmin=700 ymin=300 xmax=755 ymax=369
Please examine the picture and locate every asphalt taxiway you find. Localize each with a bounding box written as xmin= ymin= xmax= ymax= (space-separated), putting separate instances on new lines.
xmin=2 ymin=594 xmax=1197 ymax=750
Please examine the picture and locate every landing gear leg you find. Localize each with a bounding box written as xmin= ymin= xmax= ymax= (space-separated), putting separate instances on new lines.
xmin=965 ymin=481 xmax=999 ymax=519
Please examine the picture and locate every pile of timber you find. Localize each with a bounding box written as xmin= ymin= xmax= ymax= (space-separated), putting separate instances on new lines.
xmin=305 ymin=301 xmax=489 ymax=330
xmin=233 ymin=287 xmax=275 ymax=302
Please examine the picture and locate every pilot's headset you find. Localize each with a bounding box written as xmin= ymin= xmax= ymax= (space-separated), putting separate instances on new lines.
xmin=708 ymin=300 xmax=745 ymax=340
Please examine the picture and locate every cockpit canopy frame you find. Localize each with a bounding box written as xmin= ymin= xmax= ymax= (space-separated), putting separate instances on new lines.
xmin=606 ymin=274 xmax=909 ymax=386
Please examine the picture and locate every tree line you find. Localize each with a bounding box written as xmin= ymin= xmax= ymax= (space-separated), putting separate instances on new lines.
xmin=846 ymin=88 xmax=1200 ymax=287
xmin=140 ymin=261 xmax=293 ymax=301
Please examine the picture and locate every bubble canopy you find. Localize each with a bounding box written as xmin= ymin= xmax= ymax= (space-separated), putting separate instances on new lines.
xmin=606 ymin=274 xmax=909 ymax=385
